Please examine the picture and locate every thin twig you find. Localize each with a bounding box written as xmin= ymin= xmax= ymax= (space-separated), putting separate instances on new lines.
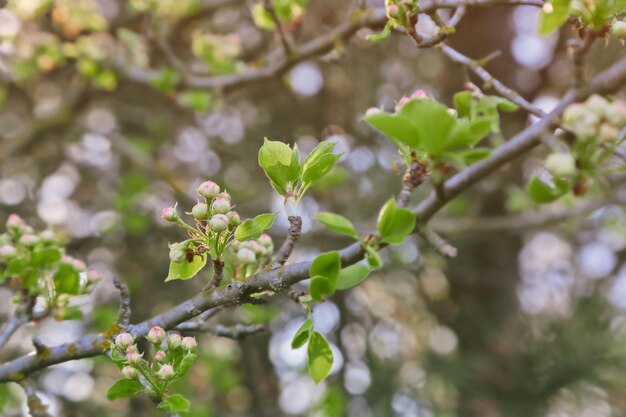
xmin=264 ymin=0 xmax=293 ymax=56
xmin=0 ymin=315 xmax=28 ymax=349
xmin=175 ymin=322 xmax=266 ymax=340
xmin=410 ymin=6 xmax=466 ymax=48
xmin=210 ymin=259 xmax=225 ymax=287
xmin=20 ymin=380 xmax=51 ymax=417
xmin=113 ymin=277 xmax=131 ymax=327
xmin=274 ymin=216 xmax=302 ymax=265
xmin=416 ymin=226 xmax=458 ymax=258
xmin=568 ymin=32 xmax=596 ymax=96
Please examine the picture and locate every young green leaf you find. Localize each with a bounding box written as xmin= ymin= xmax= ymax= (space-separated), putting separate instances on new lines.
xmin=307 ymin=331 xmax=334 ymax=383
xmin=176 ymin=351 xmax=197 ymax=378
xmin=377 ymin=199 xmax=416 ymax=245
xmin=106 ymin=378 xmax=144 ymax=400
xmin=314 ymin=212 xmax=358 ymax=238
xmin=301 ymin=153 xmax=341 ymax=193
xmin=258 ymin=138 xmax=301 ymax=195
xmin=292 ymin=318 xmax=313 ymax=349
xmin=363 ymin=110 xmax=419 ymax=149
xmin=235 ymin=212 xmax=278 ymax=242
xmin=309 ymin=251 xmax=341 ymax=285
xmin=159 ymin=394 xmax=190 ymax=413
xmin=177 ymin=90 xmax=212 ymax=112
xmin=53 ymin=264 xmax=80 ymax=294
xmin=165 ymin=254 xmax=208 ymax=282
xmin=399 ymin=99 xmax=456 ymax=157
xmin=31 ymin=247 xmax=62 ymax=267
xmin=538 ymin=0 xmax=573 ymax=35
xmin=365 ymin=245 xmax=382 ymax=270
xmin=528 ymin=176 xmax=571 ymax=204
xmin=310 ymin=276 xmax=332 ymax=302
xmin=336 ymin=264 xmax=370 ymax=290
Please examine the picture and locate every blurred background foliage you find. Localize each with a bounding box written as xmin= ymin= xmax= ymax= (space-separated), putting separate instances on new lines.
xmin=1 ymin=0 xmax=626 ymax=416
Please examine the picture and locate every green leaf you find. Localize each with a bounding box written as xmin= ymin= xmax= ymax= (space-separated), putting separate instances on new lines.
xmin=149 ymin=68 xmax=180 ymax=93
xmin=292 ymin=318 xmax=313 ymax=349
xmin=493 ymin=97 xmax=519 ymax=112
xmin=159 ymin=394 xmax=190 ymax=413
xmin=307 ymin=331 xmax=334 ymax=383
xmin=366 ymin=21 xmax=393 ymax=41
xmin=258 ymin=138 xmax=301 ymax=195
xmin=314 ymin=212 xmax=358 ymax=238
xmin=31 ymin=247 xmax=62 ymax=267
xmin=165 ymin=254 xmax=208 ymax=282
xmin=538 ymin=0 xmax=573 ymax=35
xmin=53 ymin=264 xmax=80 ymax=295
xmin=528 ymin=176 xmax=571 ymax=204
xmin=453 ymin=91 xmax=473 ymax=117
xmin=301 ymin=153 xmax=341 ymax=192
xmin=177 ymin=351 xmax=197 ymax=378
xmin=363 ymin=111 xmax=418 ymax=149
xmin=177 ymin=90 xmax=212 ymax=112
xmin=310 ymin=251 xmax=341 ymax=285
xmin=106 ymin=378 xmax=144 ymax=400
xmin=310 ymin=276 xmax=332 ymax=302
xmin=399 ymin=99 xmax=457 ymax=157
xmin=235 ymin=212 xmax=278 ymax=242
xmin=365 ymin=245 xmax=382 ymax=270
xmin=377 ymin=199 xmax=416 ymax=245
xmin=251 ymin=3 xmax=276 ymax=29
xmin=336 ymin=264 xmax=370 ymax=290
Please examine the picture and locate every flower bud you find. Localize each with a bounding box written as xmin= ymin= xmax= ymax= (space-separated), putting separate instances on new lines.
xmin=216 ymin=191 xmax=231 ymax=201
xmin=126 ymin=351 xmax=144 ymax=366
xmin=395 ymin=96 xmax=410 ymax=112
xmin=147 ymin=326 xmax=166 ymax=344
xmin=167 ymin=333 xmax=182 ymax=349
xmin=585 ymin=94 xmax=609 ymax=117
xmin=156 ymin=364 xmax=175 ymax=379
xmin=39 ymin=230 xmax=56 ymax=242
xmin=544 ymin=152 xmax=576 ymax=177
xmin=386 ymin=4 xmax=399 ymax=18
xmin=258 ymin=234 xmax=273 ymax=247
xmin=606 ymin=101 xmax=626 ymax=126
xmin=237 ymin=248 xmax=256 ymax=264
xmin=209 ymin=214 xmax=229 ymax=232
xmin=115 ymin=333 xmax=135 ymax=350
xmin=72 ymin=259 xmax=86 ymax=272
xmin=197 ymin=181 xmax=220 ymax=199
xmin=611 ymin=20 xmax=626 ymax=39
xmin=6 ymin=214 xmax=26 ymax=234
xmin=599 ymin=123 xmax=620 ymax=142
xmin=169 ymin=242 xmax=188 ymax=263
xmin=155 ymin=351 xmax=166 ymax=362
xmin=126 ymin=344 xmax=139 ymax=353
xmin=226 ymin=211 xmax=241 ymax=227
xmin=161 ymin=206 xmax=179 ymax=222
xmin=563 ymin=103 xmax=587 ymax=126
xmin=181 ymin=336 xmax=197 ymax=351
xmin=211 ymin=198 xmax=231 ymax=214
xmin=191 ymin=202 xmax=209 ymax=220
xmin=121 ymin=366 xmax=138 ymax=379
xmin=0 ymin=244 xmax=17 ymax=260
xmin=87 ymin=270 xmax=102 ymax=284
xmin=365 ymin=107 xmax=382 ymax=117
xmin=410 ymin=89 xmax=428 ymax=99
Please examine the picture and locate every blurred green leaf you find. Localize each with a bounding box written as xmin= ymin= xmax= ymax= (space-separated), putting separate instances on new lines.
xmin=315 ymin=212 xmax=357 ymax=238
xmin=159 ymin=394 xmax=190 ymax=413
xmin=336 ymin=264 xmax=370 ymax=290
xmin=308 ymin=331 xmax=333 ymax=383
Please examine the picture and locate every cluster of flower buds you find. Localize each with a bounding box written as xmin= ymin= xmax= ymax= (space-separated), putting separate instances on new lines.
xmin=0 ymin=214 xmax=99 ymax=316
xmin=113 ymin=327 xmax=198 ymax=385
xmin=395 ymin=89 xmax=429 ymax=112
xmin=563 ymin=95 xmax=626 ymax=143
xmin=612 ymin=19 xmax=626 ymax=40
xmin=384 ymin=0 xmax=419 ymax=28
xmin=161 ymin=180 xmax=244 ymax=264
xmin=544 ymin=152 xmax=577 ymax=178
xmin=229 ymin=233 xmax=274 ymax=278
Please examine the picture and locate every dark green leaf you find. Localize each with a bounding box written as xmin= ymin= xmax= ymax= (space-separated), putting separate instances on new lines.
xmin=310 ymin=276 xmax=332 ymax=302
xmin=309 ymin=251 xmax=341 ymax=284
xmin=106 ymin=378 xmax=144 ymax=400
xmin=307 ymin=331 xmax=334 ymax=383
xmin=292 ymin=318 xmax=313 ymax=349
xmin=235 ymin=213 xmax=278 ymax=242
xmin=377 ymin=199 xmax=416 ymax=245
xmin=528 ymin=176 xmax=571 ymax=204
xmin=314 ymin=212 xmax=357 ymax=238
xmin=31 ymin=247 xmax=62 ymax=267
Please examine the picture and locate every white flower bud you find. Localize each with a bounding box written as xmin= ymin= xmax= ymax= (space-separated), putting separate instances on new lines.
xmin=585 ymin=94 xmax=609 ymax=117
xmin=611 ymin=20 xmax=626 ymax=39
xmin=115 ymin=333 xmax=135 ymax=350
xmin=599 ymin=123 xmax=620 ymax=142
xmin=237 ymin=248 xmax=256 ymax=264
xmin=155 ymin=351 xmax=166 ymax=362
xmin=544 ymin=152 xmax=577 ymax=177
xmin=121 ymin=366 xmax=138 ymax=379
xmin=197 ymin=181 xmax=220 ymax=199
xmin=211 ymin=198 xmax=231 ymax=214
xmin=161 ymin=206 xmax=179 ymax=222
xmin=181 ymin=336 xmax=197 ymax=351
xmin=606 ymin=101 xmax=626 ymax=127
xmin=126 ymin=351 xmax=144 ymax=366
xmin=209 ymin=214 xmax=229 ymax=232
xmin=191 ymin=202 xmax=209 ymax=220
xmin=167 ymin=333 xmax=182 ymax=349
xmin=0 ymin=244 xmax=17 ymax=260
xmin=156 ymin=364 xmax=175 ymax=379
xmin=226 ymin=211 xmax=241 ymax=227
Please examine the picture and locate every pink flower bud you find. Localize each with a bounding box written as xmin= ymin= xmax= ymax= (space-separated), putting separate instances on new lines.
xmin=387 ymin=4 xmax=399 ymax=15
xmin=161 ymin=206 xmax=179 ymax=222
xmin=216 ymin=191 xmax=231 ymax=201
xmin=126 ymin=351 xmax=144 ymax=366
xmin=394 ymin=96 xmax=410 ymax=112
xmin=258 ymin=234 xmax=273 ymax=247
xmin=365 ymin=107 xmax=382 ymax=117
xmin=209 ymin=214 xmax=229 ymax=232
xmin=0 ymin=244 xmax=17 ymax=260
xmin=167 ymin=333 xmax=182 ymax=349
xmin=87 ymin=270 xmax=102 ymax=283
xmin=226 ymin=211 xmax=241 ymax=227
xmin=211 ymin=198 xmax=231 ymax=214
xmin=121 ymin=366 xmax=138 ymax=379
xmin=126 ymin=344 xmax=138 ymax=353
xmin=115 ymin=333 xmax=135 ymax=350
xmin=410 ymin=89 xmax=428 ymax=99
xmin=155 ymin=351 xmax=166 ymax=362
xmin=147 ymin=326 xmax=166 ymax=344
xmin=39 ymin=230 xmax=56 ymax=242
xmin=156 ymin=364 xmax=175 ymax=379
xmin=237 ymin=248 xmax=256 ymax=264
xmin=6 ymin=214 xmax=25 ymax=233
xmin=197 ymin=181 xmax=220 ymax=199
xmin=72 ymin=259 xmax=86 ymax=272
xmin=181 ymin=336 xmax=197 ymax=351
xmin=191 ymin=202 xmax=209 ymax=220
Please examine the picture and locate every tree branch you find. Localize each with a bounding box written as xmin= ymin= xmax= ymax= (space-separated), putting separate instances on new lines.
xmin=274 ymin=216 xmax=302 ymax=265
xmin=0 ymin=315 xmax=28 ymax=349
xmin=20 ymin=380 xmax=51 ymax=417
xmin=176 ymin=322 xmax=266 ymax=340
xmin=113 ymin=277 xmax=131 ymax=327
